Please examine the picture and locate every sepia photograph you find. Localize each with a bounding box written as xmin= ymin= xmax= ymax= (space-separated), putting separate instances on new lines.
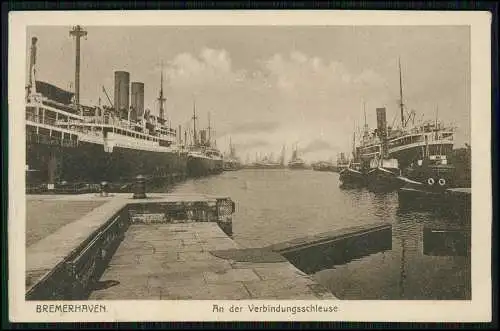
xmin=8 ymin=10 xmax=491 ymax=322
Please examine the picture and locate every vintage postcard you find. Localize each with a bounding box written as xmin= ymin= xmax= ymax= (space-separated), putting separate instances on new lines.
xmin=8 ymin=10 xmax=491 ymax=322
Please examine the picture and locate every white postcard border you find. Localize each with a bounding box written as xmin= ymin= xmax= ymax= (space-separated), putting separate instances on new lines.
xmin=8 ymin=10 xmax=492 ymax=322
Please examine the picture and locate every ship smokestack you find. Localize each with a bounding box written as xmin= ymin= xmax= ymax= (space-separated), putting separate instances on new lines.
xmin=376 ymin=107 xmax=387 ymax=139
xmin=131 ymin=82 xmax=144 ymax=121
xmin=28 ymin=37 xmax=38 ymax=95
xmin=376 ymin=107 xmax=388 ymax=157
xmin=114 ymin=71 xmax=130 ymax=120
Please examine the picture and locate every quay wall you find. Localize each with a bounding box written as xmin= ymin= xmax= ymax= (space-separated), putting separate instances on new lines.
xmin=267 ymin=223 xmax=392 ymax=274
xmin=26 ymin=194 xmax=235 ymax=300
xmin=26 ymin=194 xmax=393 ymax=301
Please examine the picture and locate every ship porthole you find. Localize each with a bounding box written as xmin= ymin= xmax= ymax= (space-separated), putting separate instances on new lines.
xmin=427 ymin=178 xmax=435 ymax=186
xmin=438 ymin=178 xmax=446 ymax=186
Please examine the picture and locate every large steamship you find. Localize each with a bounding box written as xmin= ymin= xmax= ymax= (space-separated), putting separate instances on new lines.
xmin=186 ymin=103 xmax=224 ymax=177
xmin=25 ymin=27 xmax=188 ymax=190
xmin=355 ymin=60 xmax=455 ymax=180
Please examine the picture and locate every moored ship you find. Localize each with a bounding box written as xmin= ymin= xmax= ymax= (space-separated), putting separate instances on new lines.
xmin=288 ymin=144 xmax=307 ymax=169
xmin=223 ymin=138 xmax=242 ymax=171
xmin=335 ymin=153 xmax=350 ymax=173
xmin=355 ymin=60 xmax=455 ymax=188
xmin=25 ymin=29 xmax=188 ymax=192
xmin=339 ymin=162 xmax=365 ymax=187
xmin=186 ymin=104 xmax=224 ymax=177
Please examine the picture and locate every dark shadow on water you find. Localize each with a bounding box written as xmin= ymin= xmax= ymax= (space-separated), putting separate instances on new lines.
xmin=91 ymin=280 xmax=120 ymax=291
xmin=283 ymin=227 xmax=393 ymax=274
xmin=423 ymin=227 xmax=471 ymax=257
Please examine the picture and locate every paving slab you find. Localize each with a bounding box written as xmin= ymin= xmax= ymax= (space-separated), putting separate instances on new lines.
xmin=89 ymin=223 xmax=337 ymax=300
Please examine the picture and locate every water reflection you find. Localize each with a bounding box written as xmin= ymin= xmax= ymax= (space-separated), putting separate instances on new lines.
xmin=169 ymin=169 xmax=471 ymax=300
xmin=313 ymin=208 xmax=471 ymax=300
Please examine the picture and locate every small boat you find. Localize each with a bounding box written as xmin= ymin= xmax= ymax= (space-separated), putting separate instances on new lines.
xmin=339 ymin=162 xmax=365 ymax=187
xmin=365 ymin=157 xmax=404 ymax=191
xmin=404 ymin=155 xmax=456 ymax=190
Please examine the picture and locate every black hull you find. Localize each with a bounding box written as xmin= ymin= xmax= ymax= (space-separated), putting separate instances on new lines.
xmin=365 ymin=167 xmax=404 ymax=191
xmin=404 ymin=164 xmax=457 ymax=189
xmin=187 ymin=156 xmax=223 ymax=177
xmin=339 ymin=168 xmax=365 ymax=187
xmin=389 ymin=143 xmax=454 ymax=170
xmin=26 ymin=140 xmax=188 ymax=185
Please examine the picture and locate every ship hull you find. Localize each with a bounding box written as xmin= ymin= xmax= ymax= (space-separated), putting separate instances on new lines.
xmin=187 ymin=156 xmax=223 ymax=177
xmin=390 ymin=141 xmax=454 ymax=170
xmin=288 ymin=163 xmax=307 ymax=170
xmin=404 ymin=164 xmax=456 ymax=189
xmin=26 ymin=138 xmax=188 ymax=185
xmin=339 ymin=168 xmax=365 ymax=187
xmin=365 ymin=167 xmax=404 ymax=191
xmin=223 ymin=160 xmax=242 ymax=171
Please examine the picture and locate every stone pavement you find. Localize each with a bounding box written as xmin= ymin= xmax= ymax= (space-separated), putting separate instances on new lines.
xmin=89 ymin=222 xmax=337 ymax=300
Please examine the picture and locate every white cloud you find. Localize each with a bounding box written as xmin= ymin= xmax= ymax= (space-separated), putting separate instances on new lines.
xmin=161 ymin=48 xmax=389 ymax=161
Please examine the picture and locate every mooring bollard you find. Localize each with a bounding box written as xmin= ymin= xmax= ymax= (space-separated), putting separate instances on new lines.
xmin=133 ymin=175 xmax=147 ymax=199
xmin=100 ymin=181 xmax=109 ymax=197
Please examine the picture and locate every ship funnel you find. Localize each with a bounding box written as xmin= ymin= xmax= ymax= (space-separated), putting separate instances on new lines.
xmin=114 ymin=71 xmax=130 ymax=120
xmin=131 ymin=82 xmax=144 ymax=121
xmin=376 ymin=107 xmax=387 ymax=139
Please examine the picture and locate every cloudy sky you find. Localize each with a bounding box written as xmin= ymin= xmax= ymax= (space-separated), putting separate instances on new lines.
xmin=26 ymin=25 xmax=470 ymax=162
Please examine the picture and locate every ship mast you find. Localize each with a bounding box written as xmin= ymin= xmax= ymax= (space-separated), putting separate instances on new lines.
xmin=363 ymin=100 xmax=369 ymax=135
xmin=398 ymin=57 xmax=405 ymax=128
xmin=158 ymin=63 xmax=166 ymax=122
xmin=352 ymin=123 xmax=357 ymax=161
xmin=69 ymin=25 xmax=87 ymax=113
xmin=192 ymin=99 xmax=198 ymax=146
xmin=207 ymin=112 xmax=212 ymax=145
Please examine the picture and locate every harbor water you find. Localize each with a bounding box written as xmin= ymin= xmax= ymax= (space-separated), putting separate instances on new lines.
xmin=166 ymin=169 xmax=471 ymax=300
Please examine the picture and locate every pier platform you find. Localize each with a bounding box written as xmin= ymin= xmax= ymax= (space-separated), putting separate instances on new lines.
xmin=90 ymin=222 xmax=336 ymax=300
xmin=26 ymin=192 xmax=337 ymax=300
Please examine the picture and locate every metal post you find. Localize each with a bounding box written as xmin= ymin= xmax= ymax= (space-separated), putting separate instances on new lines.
xmin=133 ymin=175 xmax=147 ymax=199
xmin=100 ymin=181 xmax=109 ymax=197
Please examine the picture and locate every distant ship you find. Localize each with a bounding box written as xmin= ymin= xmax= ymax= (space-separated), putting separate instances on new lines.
xmin=223 ymin=138 xmax=242 ymax=171
xmin=247 ymin=146 xmax=286 ymax=169
xmin=186 ymin=104 xmax=223 ymax=177
xmin=25 ymin=30 xmax=187 ymax=191
xmin=288 ymin=144 xmax=307 ymax=169
xmin=312 ymin=160 xmax=335 ymax=172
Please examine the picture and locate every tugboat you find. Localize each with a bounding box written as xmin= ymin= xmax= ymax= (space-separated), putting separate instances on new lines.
xmin=339 ymin=161 xmax=365 ymax=187
xmin=339 ymin=132 xmax=365 ymax=187
xmin=364 ymin=108 xmax=403 ymax=191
